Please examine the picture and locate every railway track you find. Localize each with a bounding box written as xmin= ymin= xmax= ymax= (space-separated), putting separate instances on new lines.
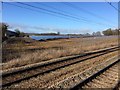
xmin=2 ymin=46 xmax=119 ymax=88
xmin=50 ymin=56 xmax=119 ymax=89
xmin=71 ymin=59 xmax=120 ymax=89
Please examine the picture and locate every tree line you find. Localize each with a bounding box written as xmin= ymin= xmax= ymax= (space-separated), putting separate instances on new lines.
xmin=1 ymin=23 xmax=28 ymax=41
xmin=0 ymin=23 xmax=8 ymax=41
xmin=102 ymin=28 xmax=119 ymax=36
xmin=1 ymin=23 xmax=119 ymax=41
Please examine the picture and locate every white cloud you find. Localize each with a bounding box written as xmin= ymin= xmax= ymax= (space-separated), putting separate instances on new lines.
xmin=7 ymin=22 xmax=92 ymax=34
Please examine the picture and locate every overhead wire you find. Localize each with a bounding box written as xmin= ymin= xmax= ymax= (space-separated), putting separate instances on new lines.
xmin=105 ymin=0 xmax=120 ymax=13
xmin=37 ymin=3 xmax=114 ymax=27
xmin=3 ymin=2 xmax=116 ymax=28
xmin=16 ymin=2 xmax=115 ymax=27
xmin=37 ymin=3 xmax=89 ymax=20
xmin=3 ymin=2 xmax=84 ymax=23
xmin=62 ymin=2 xmax=116 ymax=26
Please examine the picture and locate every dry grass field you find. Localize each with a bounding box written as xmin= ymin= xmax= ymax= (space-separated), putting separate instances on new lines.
xmin=2 ymin=36 xmax=118 ymax=70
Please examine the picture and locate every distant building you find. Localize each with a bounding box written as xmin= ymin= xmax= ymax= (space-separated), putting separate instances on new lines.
xmin=6 ymin=30 xmax=19 ymax=37
xmin=40 ymin=32 xmax=59 ymax=35
xmin=57 ymin=32 xmax=60 ymax=35
xmin=84 ymin=33 xmax=91 ymax=36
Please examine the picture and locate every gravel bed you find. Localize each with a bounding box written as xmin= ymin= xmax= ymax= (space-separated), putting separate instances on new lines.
xmin=50 ymin=55 xmax=118 ymax=88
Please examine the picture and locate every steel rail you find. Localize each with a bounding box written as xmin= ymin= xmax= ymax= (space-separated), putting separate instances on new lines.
xmin=71 ymin=59 xmax=120 ymax=90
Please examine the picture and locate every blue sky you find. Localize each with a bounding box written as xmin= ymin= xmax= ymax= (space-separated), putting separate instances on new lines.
xmin=2 ymin=2 xmax=118 ymax=34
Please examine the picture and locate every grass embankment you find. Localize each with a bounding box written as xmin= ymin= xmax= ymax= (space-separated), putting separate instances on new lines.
xmin=2 ymin=36 xmax=118 ymax=70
